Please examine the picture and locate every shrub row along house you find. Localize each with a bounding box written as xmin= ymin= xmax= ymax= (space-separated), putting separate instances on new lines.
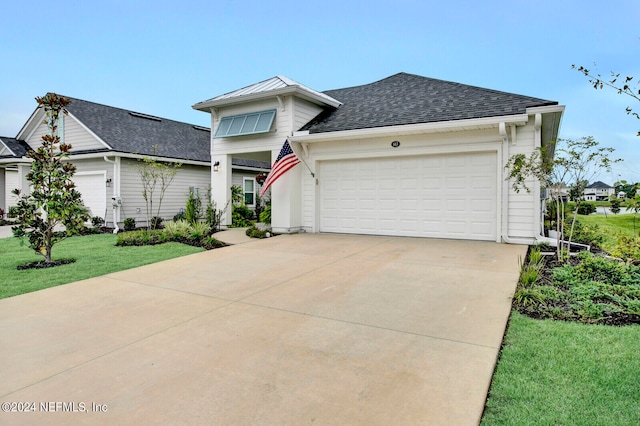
xmin=2 ymin=72 xmax=564 ymax=243
xmin=193 ymin=72 xmax=564 ymax=243
xmin=0 ymin=97 xmax=269 ymax=229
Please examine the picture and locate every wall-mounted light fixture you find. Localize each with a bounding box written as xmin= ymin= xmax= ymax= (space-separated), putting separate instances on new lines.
xmin=106 ymin=178 xmax=112 ymax=187
xmin=213 ymin=161 xmax=220 ymax=172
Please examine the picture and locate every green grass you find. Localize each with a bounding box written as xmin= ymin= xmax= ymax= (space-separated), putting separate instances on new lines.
xmin=0 ymin=234 xmax=204 ymax=299
xmin=482 ymin=312 xmax=640 ymax=425
xmin=578 ymin=213 xmax=639 ymax=251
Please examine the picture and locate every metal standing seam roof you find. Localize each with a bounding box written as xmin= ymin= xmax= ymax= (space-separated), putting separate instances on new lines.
xmin=193 ymin=76 xmax=342 ymax=109
xmin=45 ymin=96 xmax=211 ymax=162
xmin=300 ymin=72 xmax=559 ymax=133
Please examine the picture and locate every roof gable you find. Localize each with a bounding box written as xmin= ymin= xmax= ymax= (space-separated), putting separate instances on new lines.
xmin=0 ymin=137 xmax=31 ymax=158
xmin=193 ymin=76 xmax=342 ymax=110
xmin=301 ymin=72 xmax=558 ymax=133
xmin=587 ymin=181 xmax=612 ymax=189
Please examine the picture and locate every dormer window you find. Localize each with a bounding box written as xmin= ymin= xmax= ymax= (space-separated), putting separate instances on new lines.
xmin=214 ymin=109 xmax=276 ymax=137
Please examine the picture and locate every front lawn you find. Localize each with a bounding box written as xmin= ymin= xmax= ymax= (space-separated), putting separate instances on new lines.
xmin=482 ymin=312 xmax=640 ymax=425
xmin=0 ymin=234 xmax=204 ymax=299
xmin=578 ymin=213 xmax=639 ymax=252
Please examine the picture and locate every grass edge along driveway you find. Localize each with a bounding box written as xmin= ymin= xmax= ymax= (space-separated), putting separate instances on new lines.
xmin=0 ymin=234 xmax=203 ymax=299
xmin=482 ymin=312 xmax=640 ymax=425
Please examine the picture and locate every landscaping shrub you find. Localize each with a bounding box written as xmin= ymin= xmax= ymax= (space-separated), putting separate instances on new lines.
xmin=185 ymin=190 xmax=202 ymax=224
xmin=189 ymin=222 xmax=211 ymax=240
xmin=124 ymin=217 xmax=136 ymax=231
xmin=576 ymin=202 xmax=596 ymax=215
xmin=246 ymin=225 xmax=270 ymax=239
xmin=566 ymin=219 xmax=605 ymax=247
xmin=91 ymin=216 xmax=105 ymax=228
xmin=611 ymin=234 xmax=640 ymax=265
xmin=163 ymin=220 xmax=192 ymax=239
xmin=259 ymin=204 xmax=271 ymax=224
xmin=116 ymin=230 xmax=167 ymax=246
xmin=150 ymin=216 xmax=164 ymax=230
xmin=232 ymin=205 xmax=253 ymax=227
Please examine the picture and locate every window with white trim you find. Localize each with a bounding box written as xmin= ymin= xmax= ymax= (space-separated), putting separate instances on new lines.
xmin=214 ymin=109 xmax=276 ymax=137
xmin=243 ymin=177 xmax=255 ymax=206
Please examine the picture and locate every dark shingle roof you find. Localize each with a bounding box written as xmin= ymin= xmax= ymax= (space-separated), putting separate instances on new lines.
xmin=0 ymin=136 xmax=31 ymax=158
xmin=587 ymin=181 xmax=612 ymax=189
xmin=63 ymin=97 xmax=210 ymax=162
xmin=300 ymin=72 xmax=558 ymax=133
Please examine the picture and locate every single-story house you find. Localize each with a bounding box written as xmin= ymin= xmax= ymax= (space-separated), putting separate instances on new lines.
xmin=584 ymin=181 xmax=614 ymax=201
xmin=1 ymin=96 xmax=269 ymax=229
xmin=194 ymin=72 xmax=564 ymax=244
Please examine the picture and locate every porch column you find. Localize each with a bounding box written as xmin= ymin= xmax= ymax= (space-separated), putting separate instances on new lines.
xmin=17 ymin=164 xmax=30 ymax=197
xmin=270 ymin=148 xmax=302 ymax=233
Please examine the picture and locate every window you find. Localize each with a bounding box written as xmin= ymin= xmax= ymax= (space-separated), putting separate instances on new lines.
xmin=243 ymin=178 xmax=255 ymax=206
xmin=214 ymin=109 xmax=276 ymax=138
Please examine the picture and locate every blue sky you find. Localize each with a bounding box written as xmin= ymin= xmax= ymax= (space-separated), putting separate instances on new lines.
xmin=2 ymin=0 xmax=639 ymax=183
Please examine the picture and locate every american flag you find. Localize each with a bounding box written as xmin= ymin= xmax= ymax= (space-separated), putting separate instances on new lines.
xmin=260 ymin=139 xmax=300 ymax=197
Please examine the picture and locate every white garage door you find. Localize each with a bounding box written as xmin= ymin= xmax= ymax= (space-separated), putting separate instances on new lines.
xmin=319 ymin=152 xmax=497 ymax=241
xmin=74 ymin=172 xmax=107 ymax=220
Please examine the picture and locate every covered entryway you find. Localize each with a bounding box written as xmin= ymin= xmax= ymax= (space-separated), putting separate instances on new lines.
xmin=319 ymin=151 xmax=498 ymax=240
xmin=74 ymin=172 xmax=107 ymax=220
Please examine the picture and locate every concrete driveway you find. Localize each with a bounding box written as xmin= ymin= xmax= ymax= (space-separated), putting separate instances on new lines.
xmin=0 ymin=233 xmax=525 ymax=425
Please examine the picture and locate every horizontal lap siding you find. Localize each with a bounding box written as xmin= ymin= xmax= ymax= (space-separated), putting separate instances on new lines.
xmin=506 ymin=123 xmax=537 ymax=238
xmin=65 ymin=115 xmax=107 ymax=151
xmin=119 ymin=159 xmax=210 ymax=225
xmin=5 ymin=169 xmax=18 ymax=209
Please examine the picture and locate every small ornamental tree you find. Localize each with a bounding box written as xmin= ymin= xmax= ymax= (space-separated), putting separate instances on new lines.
xmin=505 ymin=137 xmax=620 ymax=260
xmin=9 ymin=93 xmax=88 ymax=263
xmin=136 ymin=147 xmax=181 ymax=230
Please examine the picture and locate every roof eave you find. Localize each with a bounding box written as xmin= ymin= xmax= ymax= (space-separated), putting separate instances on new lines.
xmin=292 ymin=114 xmax=530 ymax=143
xmin=193 ymin=86 xmax=341 ymax=111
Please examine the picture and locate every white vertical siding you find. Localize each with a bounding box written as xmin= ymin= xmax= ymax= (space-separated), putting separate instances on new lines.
xmin=302 ymin=171 xmax=315 ymax=231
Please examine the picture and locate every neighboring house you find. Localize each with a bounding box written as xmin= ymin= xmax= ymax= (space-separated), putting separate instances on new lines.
xmin=584 ymin=181 xmax=614 ymax=201
xmin=0 ymin=96 xmax=220 ymax=229
xmin=194 ymin=72 xmax=564 ymax=244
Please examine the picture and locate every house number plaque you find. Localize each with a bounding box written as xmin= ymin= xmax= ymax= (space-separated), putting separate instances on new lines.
xmin=391 ymin=141 xmax=400 ymax=147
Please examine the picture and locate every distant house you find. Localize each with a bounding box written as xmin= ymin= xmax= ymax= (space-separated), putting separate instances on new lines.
xmin=194 ymin=72 xmax=564 ymax=243
xmin=584 ymin=181 xmax=614 ymax=202
xmin=0 ymin=96 xmax=269 ymax=229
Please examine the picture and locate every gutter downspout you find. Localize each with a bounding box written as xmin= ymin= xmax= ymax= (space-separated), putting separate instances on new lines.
xmin=103 ymin=156 xmax=120 ymax=233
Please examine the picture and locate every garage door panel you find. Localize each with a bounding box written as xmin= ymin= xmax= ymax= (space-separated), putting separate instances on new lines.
xmin=74 ymin=173 xmax=106 ymax=220
xmin=320 ymin=152 xmax=497 ymax=240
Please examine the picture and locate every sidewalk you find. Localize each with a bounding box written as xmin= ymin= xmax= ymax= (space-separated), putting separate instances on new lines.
xmin=0 ymin=226 xmax=12 ymax=239
xmin=212 ymin=227 xmax=254 ymax=245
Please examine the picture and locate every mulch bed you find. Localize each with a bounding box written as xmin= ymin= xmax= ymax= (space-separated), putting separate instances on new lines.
xmin=17 ymin=259 xmax=76 ymax=270
xmin=516 ymin=248 xmax=640 ymax=326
